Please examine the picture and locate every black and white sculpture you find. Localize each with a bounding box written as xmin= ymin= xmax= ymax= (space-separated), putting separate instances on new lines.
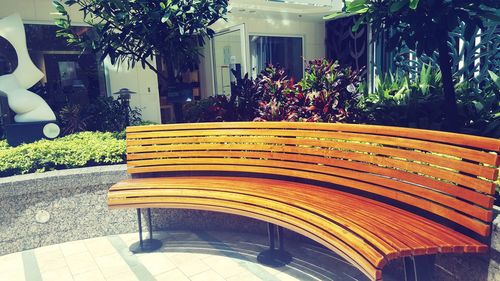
xmin=0 ymin=14 xmax=60 ymax=145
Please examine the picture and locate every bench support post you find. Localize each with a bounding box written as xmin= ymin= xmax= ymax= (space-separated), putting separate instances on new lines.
xmin=257 ymin=223 xmax=293 ymax=267
xmin=129 ymin=208 xmax=163 ymax=253
xmin=404 ymin=255 xmax=436 ymax=281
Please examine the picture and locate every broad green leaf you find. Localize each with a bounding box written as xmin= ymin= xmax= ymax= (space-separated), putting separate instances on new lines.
xmin=488 ymin=71 xmax=500 ymax=88
xmin=345 ymin=0 xmax=368 ymax=15
xmin=472 ymin=101 xmax=484 ymax=112
xmin=351 ymin=13 xmax=368 ymax=32
xmin=390 ymin=0 xmax=408 ymax=13
xmin=409 ymin=0 xmax=419 ymax=9
xmin=479 ymin=11 xmax=500 ymax=22
xmin=345 ymin=0 xmax=367 ymax=9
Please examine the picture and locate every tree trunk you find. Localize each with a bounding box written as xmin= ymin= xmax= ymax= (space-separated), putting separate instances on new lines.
xmin=437 ymin=38 xmax=459 ymax=132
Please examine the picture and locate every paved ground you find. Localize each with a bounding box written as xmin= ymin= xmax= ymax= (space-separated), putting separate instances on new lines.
xmin=0 ymin=230 xmax=387 ymax=281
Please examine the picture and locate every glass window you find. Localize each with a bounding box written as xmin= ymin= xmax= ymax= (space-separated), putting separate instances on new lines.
xmin=250 ymin=36 xmax=303 ymax=81
xmin=212 ymin=28 xmax=245 ymax=96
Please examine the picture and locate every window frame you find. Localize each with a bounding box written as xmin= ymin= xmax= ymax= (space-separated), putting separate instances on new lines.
xmin=248 ymin=33 xmax=305 ymax=80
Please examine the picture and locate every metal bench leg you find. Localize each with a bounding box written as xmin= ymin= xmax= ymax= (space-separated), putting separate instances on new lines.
xmin=404 ymin=255 xmax=436 ymax=281
xmin=129 ymin=208 xmax=163 ymax=253
xmin=257 ymin=223 xmax=293 ymax=267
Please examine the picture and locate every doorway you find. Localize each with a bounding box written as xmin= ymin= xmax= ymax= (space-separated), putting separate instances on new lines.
xmin=211 ymin=25 xmax=247 ymax=96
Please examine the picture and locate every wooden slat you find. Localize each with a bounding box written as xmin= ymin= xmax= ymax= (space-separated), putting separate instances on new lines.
xmin=117 ymin=122 xmax=499 ymax=279
xmin=113 ymin=177 xmax=483 ymax=255
xmin=115 ymin=182 xmax=412 ymax=257
xmin=128 ymin=150 xmax=493 ymax=209
xmin=127 ymin=156 xmax=492 ymax=222
xmin=136 ymin=176 xmax=489 ymax=252
xmin=127 ymin=136 xmax=498 ymax=180
xmin=127 ymin=142 xmax=496 ymax=194
xmin=117 ymin=188 xmax=391 ymax=264
xmin=108 ymin=176 xmax=489 ymax=280
xmin=127 ymin=149 xmax=494 ymax=209
xmin=126 ymin=122 xmax=500 ymax=152
xmin=126 ymin=164 xmax=491 ymax=236
xmin=127 ymin=129 xmax=499 ymax=166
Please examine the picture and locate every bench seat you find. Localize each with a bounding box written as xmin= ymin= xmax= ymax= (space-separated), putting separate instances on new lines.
xmin=109 ymin=176 xmax=488 ymax=281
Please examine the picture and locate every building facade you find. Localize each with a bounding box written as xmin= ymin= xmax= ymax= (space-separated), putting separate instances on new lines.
xmin=1 ymin=0 xmax=341 ymax=124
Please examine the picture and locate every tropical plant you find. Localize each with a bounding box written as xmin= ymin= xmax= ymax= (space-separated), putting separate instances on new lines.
xmin=86 ymin=97 xmax=142 ymax=132
xmin=362 ymin=72 xmax=409 ymax=108
xmin=394 ymin=21 xmax=499 ymax=94
xmin=361 ymin=64 xmax=442 ymax=127
xmin=253 ymin=64 xmax=297 ymax=121
xmin=255 ymin=60 xmax=365 ymax=123
xmin=52 ymin=0 xmax=229 ymax=81
xmin=361 ymin=65 xmax=500 ymax=135
xmin=298 ymin=59 xmax=365 ymax=123
xmin=228 ymin=71 xmax=259 ymax=121
xmin=183 ymin=95 xmax=231 ymax=123
xmin=59 ymin=104 xmax=92 ymax=135
xmin=59 ymin=97 xmax=142 ymax=135
xmin=457 ymin=71 xmax=500 ymax=138
xmin=183 ymin=60 xmax=365 ymax=123
xmin=326 ymin=0 xmax=499 ymax=131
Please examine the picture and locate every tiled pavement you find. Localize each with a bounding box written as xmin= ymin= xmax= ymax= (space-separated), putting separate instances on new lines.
xmin=0 ymin=230 xmax=387 ymax=281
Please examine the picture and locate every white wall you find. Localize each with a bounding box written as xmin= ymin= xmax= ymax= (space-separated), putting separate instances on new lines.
xmin=1 ymin=0 xmax=88 ymax=25
xmin=1 ymin=0 xmax=162 ymax=123
xmin=200 ymin=13 xmax=326 ymax=97
xmin=104 ymin=59 xmax=162 ymax=124
xmin=212 ymin=30 xmax=244 ymax=95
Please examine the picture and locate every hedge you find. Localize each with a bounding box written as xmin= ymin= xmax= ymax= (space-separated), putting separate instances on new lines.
xmin=0 ymin=132 xmax=126 ymax=177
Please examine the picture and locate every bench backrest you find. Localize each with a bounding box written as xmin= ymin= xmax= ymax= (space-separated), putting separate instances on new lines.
xmin=126 ymin=122 xmax=500 ymax=238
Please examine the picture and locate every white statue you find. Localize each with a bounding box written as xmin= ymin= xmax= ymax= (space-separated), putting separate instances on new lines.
xmin=0 ymin=14 xmax=60 ymax=138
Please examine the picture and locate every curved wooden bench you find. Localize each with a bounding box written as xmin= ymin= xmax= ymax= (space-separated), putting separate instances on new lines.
xmin=108 ymin=122 xmax=500 ymax=281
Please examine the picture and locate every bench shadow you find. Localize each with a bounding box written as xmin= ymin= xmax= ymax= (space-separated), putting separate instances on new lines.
xmin=133 ymin=230 xmax=376 ymax=281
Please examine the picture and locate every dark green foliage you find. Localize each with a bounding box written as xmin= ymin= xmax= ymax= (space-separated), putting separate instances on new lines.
xmin=361 ymin=66 xmax=444 ymax=128
xmin=183 ymin=95 xmax=230 ymax=123
xmin=326 ymin=0 xmax=499 ymax=131
xmin=0 ymin=132 xmax=126 ymax=177
xmin=327 ymin=0 xmax=499 ymax=56
xmin=457 ymin=71 xmax=500 ymax=138
xmin=86 ymin=97 xmax=142 ymax=132
xmin=228 ymin=71 xmax=260 ymax=121
xmin=394 ymin=22 xmax=499 ymax=95
xmin=183 ymin=72 xmax=259 ymax=122
xmin=53 ymin=0 xmax=229 ymax=79
xmin=59 ymin=97 xmax=142 ymax=134
xmin=59 ymin=104 xmax=92 ymax=135
xmin=361 ymin=67 xmax=500 ymax=137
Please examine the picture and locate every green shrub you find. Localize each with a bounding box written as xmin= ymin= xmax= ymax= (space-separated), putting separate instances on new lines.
xmin=183 ymin=95 xmax=231 ymax=123
xmin=360 ymin=66 xmax=500 ymax=137
xmin=58 ymin=96 xmax=142 ymax=135
xmin=0 ymin=132 xmax=126 ymax=177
